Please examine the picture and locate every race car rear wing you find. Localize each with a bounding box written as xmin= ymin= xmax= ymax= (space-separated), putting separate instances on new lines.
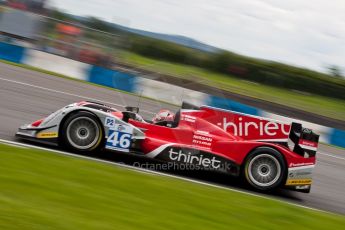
xmin=288 ymin=122 xmax=319 ymax=158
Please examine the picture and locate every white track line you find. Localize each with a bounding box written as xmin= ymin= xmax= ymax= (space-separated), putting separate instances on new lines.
xmin=0 ymin=138 xmax=332 ymax=215
xmin=319 ymin=152 xmax=345 ymax=161
xmin=0 ymin=77 xmax=155 ymax=115
xmin=1 ymin=142 xmax=28 ymax=149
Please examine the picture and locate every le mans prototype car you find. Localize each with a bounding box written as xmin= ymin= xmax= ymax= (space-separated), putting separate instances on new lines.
xmin=16 ymin=101 xmax=319 ymax=193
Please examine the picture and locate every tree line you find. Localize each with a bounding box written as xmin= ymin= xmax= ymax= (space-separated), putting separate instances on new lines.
xmin=128 ymin=36 xmax=345 ymax=100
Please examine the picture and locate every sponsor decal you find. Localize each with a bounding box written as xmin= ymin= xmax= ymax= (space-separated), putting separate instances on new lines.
xmin=181 ymin=109 xmax=291 ymax=141
xmin=149 ymin=146 xmax=240 ymax=176
xmin=192 ymin=130 xmax=213 ymax=149
xmin=105 ymin=117 xmax=116 ymax=128
xmin=295 ymin=185 xmax=310 ymax=190
xmin=168 ymin=148 xmax=221 ymax=169
xmin=299 ymin=139 xmax=318 ymax=147
xmin=217 ymin=117 xmax=290 ymax=137
xmin=286 ymin=179 xmax=312 ymax=185
xmin=106 ymin=124 xmax=133 ymax=152
xmin=181 ymin=114 xmax=196 ymax=123
xmin=298 ymin=139 xmax=318 ymax=152
xmin=36 ymin=132 xmax=58 ymax=138
xmin=287 ymin=164 xmax=313 ymax=186
xmin=195 ymin=130 xmax=209 ymax=135
xmin=288 ymin=171 xmax=312 ymax=178
xmin=289 ymin=162 xmax=314 ymax=167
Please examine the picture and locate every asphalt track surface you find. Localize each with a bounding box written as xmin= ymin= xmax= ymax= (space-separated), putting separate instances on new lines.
xmin=0 ymin=62 xmax=345 ymax=215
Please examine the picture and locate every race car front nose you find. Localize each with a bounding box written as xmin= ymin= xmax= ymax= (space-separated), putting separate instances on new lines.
xmin=16 ymin=125 xmax=37 ymax=137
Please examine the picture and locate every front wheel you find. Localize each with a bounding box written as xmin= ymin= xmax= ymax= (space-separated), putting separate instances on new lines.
xmin=243 ymin=147 xmax=286 ymax=191
xmin=61 ymin=111 xmax=103 ymax=152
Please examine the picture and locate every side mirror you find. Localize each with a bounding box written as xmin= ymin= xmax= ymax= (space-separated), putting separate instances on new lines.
xmin=125 ymin=106 xmax=139 ymax=113
xmin=122 ymin=112 xmax=136 ymax=122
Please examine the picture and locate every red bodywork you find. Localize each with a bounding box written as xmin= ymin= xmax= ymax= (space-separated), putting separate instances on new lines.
xmin=113 ymin=106 xmax=316 ymax=170
xmin=22 ymin=101 xmax=318 ymax=192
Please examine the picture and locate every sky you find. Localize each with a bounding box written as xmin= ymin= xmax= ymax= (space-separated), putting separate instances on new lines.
xmin=50 ymin=0 xmax=345 ymax=73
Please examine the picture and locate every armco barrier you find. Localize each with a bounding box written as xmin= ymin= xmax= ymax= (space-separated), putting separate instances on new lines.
xmin=133 ymin=77 xmax=209 ymax=106
xmin=208 ymin=95 xmax=259 ymax=116
xmin=0 ymin=41 xmax=344 ymax=148
xmin=330 ymin=129 xmax=345 ymax=148
xmin=23 ymin=49 xmax=90 ymax=81
xmin=88 ymin=65 xmax=136 ymax=93
xmin=0 ymin=42 xmax=25 ymax=63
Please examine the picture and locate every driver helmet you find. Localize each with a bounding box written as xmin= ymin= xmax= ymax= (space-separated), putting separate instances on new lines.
xmin=152 ymin=110 xmax=175 ymax=124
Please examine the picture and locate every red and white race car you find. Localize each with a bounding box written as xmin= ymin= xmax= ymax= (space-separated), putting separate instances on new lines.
xmin=16 ymin=101 xmax=319 ymax=193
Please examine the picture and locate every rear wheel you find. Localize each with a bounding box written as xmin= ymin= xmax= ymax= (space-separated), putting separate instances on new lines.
xmin=243 ymin=147 xmax=286 ymax=191
xmin=61 ymin=111 xmax=103 ymax=152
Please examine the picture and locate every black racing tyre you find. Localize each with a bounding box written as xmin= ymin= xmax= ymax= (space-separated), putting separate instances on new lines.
xmin=243 ymin=147 xmax=286 ymax=191
xmin=61 ymin=111 xmax=103 ymax=152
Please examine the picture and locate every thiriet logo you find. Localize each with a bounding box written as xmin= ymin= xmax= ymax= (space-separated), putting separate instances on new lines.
xmin=168 ymin=148 xmax=221 ymax=168
xmin=217 ymin=117 xmax=290 ymax=137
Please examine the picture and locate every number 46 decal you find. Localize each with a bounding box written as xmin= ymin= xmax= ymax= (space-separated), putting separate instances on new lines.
xmin=106 ymin=124 xmax=133 ymax=152
xmin=107 ymin=131 xmax=131 ymax=148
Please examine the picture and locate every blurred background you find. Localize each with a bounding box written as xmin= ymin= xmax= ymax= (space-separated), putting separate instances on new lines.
xmin=0 ymin=0 xmax=344 ymax=124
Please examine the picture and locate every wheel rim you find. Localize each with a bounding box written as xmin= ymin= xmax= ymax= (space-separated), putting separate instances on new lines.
xmin=247 ymin=154 xmax=281 ymax=187
xmin=66 ymin=117 xmax=100 ymax=150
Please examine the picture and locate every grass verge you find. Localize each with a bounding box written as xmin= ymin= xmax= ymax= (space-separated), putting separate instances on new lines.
xmin=119 ymin=52 xmax=345 ymax=121
xmin=0 ymin=143 xmax=344 ymax=230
